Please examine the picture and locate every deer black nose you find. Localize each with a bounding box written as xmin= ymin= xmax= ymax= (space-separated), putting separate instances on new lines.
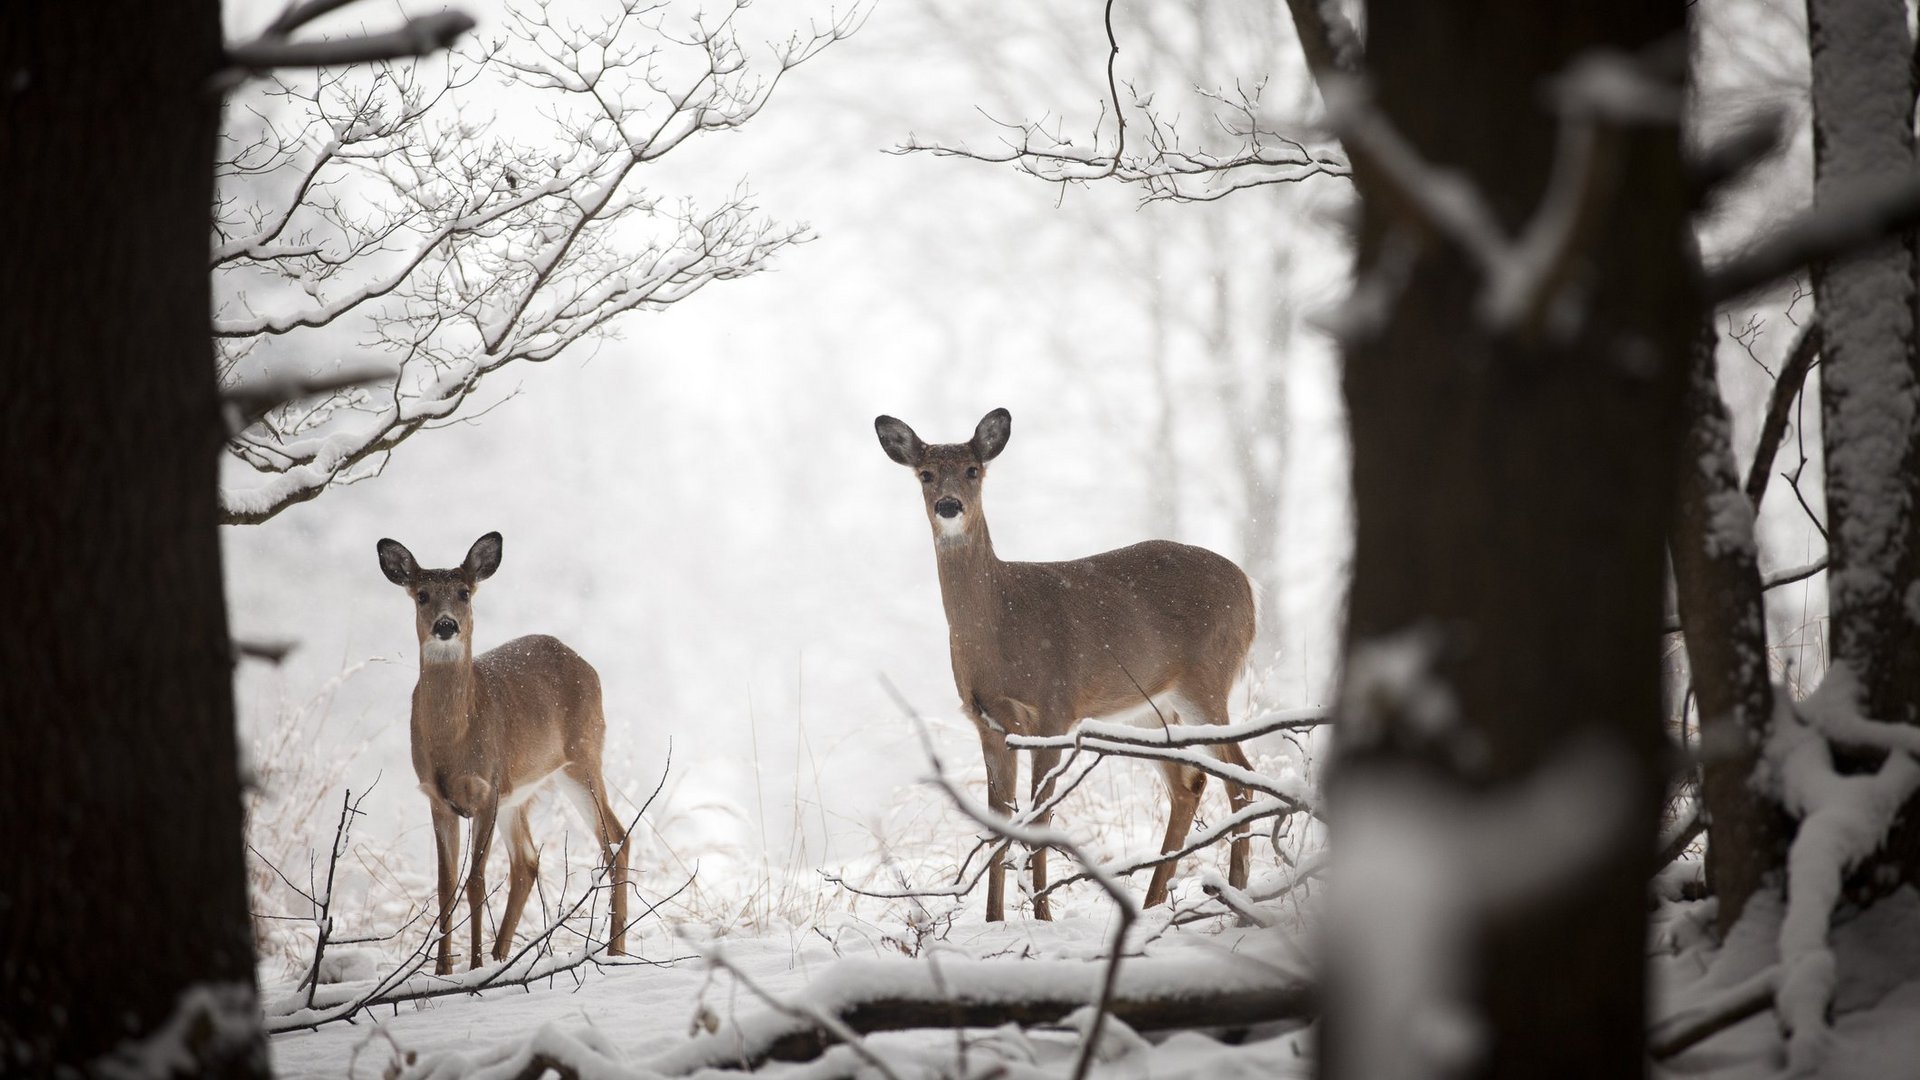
xmin=934 ymin=497 xmax=963 ymax=519
xmin=432 ymin=618 xmax=459 ymax=640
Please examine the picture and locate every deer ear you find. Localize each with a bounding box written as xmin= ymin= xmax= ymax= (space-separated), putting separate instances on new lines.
xmin=464 ymin=532 xmax=503 ymax=582
xmin=377 ymin=539 xmax=417 ymax=586
xmin=874 ymin=415 xmax=926 ymax=467
xmin=971 ymin=408 xmax=1011 ymax=462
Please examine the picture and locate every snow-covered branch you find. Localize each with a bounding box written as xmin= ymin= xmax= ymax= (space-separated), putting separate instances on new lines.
xmin=215 ymin=1 xmax=863 ymax=524
xmin=1326 ymin=48 xmax=1677 ymax=338
xmin=1766 ymin=676 xmax=1920 ymax=1074
xmin=1005 ymin=707 xmax=1328 ymax=750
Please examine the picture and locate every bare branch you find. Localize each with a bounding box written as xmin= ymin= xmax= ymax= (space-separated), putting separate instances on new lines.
xmin=1707 ymin=171 xmax=1920 ymax=303
xmin=1744 ymin=322 xmax=1821 ymax=508
xmin=1655 ymin=802 xmax=1703 ymax=872
xmin=225 ymin=11 xmax=476 ymax=74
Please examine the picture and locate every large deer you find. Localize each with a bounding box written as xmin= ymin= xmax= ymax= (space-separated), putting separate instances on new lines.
xmin=376 ymin=532 xmax=629 ymax=974
xmin=875 ymin=409 xmax=1257 ymax=921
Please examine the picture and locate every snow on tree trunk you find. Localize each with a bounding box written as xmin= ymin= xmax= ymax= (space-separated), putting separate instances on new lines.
xmin=1324 ymin=3 xmax=1691 ymax=1077
xmin=1670 ymin=321 xmax=1787 ymax=932
xmin=1804 ymin=0 xmax=1920 ymax=894
xmin=0 ymin=3 xmax=266 ymax=1074
xmin=1806 ymin=0 xmax=1920 ymax=720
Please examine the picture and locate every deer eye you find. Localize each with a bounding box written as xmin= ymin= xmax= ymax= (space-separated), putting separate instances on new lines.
xmin=966 ymin=466 xmax=980 ymax=479
xmin=457 ymin=588 xmax=470 ymax=601
xmin=416 ymin=590 xmax=429 ymax=605
xmin=918 ymin=471 xmax=934 ymax=483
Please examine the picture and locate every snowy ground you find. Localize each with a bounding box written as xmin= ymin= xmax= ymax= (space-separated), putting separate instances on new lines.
xmin=1651 ymin=869 xmax=1920 ymax=1079
xmin=264 ymin=867 xmax=1920 ymax=1079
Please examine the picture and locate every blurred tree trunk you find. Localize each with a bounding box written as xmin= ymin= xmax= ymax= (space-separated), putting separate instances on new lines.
xmin=1324 ymin=2 xmax=1691 ymax=1076
xmin=1802 ymin=0 xmax=1920 ymax=883
xmin=0 ymin=3 xmax=265 ymax=1074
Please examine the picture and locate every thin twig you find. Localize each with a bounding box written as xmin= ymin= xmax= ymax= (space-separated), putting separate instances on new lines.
xmin=1744 ymin=322 xmax=1821 ymax=508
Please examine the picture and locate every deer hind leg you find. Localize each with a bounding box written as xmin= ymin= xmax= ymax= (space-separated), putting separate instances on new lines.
xmin=1027 ymin=743 xmax=1062 ymax=922
xmin=430 ymin=800 xmax=461 ymax=976
xmin=975 ymin=723 xmax=1018 ymax=922
xmin=1145 ymin=760 xmax=1206 ymax=908
xmin=558 ymin=763 xmax=630 ymax=955
xmin=493 ymin=803 xmax=540 ymax=962
xmin=1209 ymin=739 xmax=1255 ymax=891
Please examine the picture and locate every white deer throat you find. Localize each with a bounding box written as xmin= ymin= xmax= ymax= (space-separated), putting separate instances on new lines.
xmin=934 ymin=513 xmax=969 ymax=543
xmin=421 ymin=638 xmax=466 ymax=663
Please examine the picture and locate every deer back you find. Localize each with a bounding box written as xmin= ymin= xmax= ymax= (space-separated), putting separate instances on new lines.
xmin=471 ymin=634 xmax=606 ymax=784
xmin=951 ymin=540 xmax=1255 ymax=724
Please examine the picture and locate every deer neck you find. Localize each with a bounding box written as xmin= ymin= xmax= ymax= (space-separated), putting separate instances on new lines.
xmin=412 ymin=649 xmax=480 ymax=747
xmin=933 ymin=516 xmax=1006 ymax=644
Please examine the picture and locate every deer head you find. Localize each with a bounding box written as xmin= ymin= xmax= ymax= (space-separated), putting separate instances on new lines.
xmin=875 ymin=408 xmax=1011 ymax=543
xmin=376 ymin=532 xmax=503 ymax=664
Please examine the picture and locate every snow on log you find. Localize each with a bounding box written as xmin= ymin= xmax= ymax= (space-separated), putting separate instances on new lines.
xmin=644 ymin=955 xmax=1316 ymax=1073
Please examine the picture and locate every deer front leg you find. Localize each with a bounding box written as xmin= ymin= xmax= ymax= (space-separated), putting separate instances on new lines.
xmin=430 ymin=800 xmax=461 ymax=976
xmin=976 ymin=723 xmax=1017 ymax=922
xmin=1027 ymin=743 xmax=1062 ymax=922
xmin=459 ymin=780 xmax=499 ymax=970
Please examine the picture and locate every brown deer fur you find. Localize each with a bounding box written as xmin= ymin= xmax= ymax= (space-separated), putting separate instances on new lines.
xmin=377 ymin=532 xmax=630 ymax=974
xmin=876 ymin=409 xmax=1258 ymax=920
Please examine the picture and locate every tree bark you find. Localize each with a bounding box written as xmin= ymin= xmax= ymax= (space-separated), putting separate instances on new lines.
xmin=1324 ymin=3 xmax=1692 ymax=1077
xmin=1670 ymin=321 xmax=1788 ymax=932
xmin=1806 ymin=0 xmax=1920 ymax=721
xmin=0 ymin=3 xmax=265 ymax=1074
xmin=1803 ymin=0 xmax=1920 ymax=892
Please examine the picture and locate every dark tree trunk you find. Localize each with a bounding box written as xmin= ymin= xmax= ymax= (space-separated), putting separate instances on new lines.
xmin=1802 ymin=0 xmax=1920 ymax=893
xmin=0 ymin=3 xmax=265 ymax=1074
xmin=1805 ymin=0 xmax=1920 ymax=725
xmin=1325 ymin=2 xmax=1692 ymax=1077
xmin=1670 ymin=322 xmax=1787 ymax=932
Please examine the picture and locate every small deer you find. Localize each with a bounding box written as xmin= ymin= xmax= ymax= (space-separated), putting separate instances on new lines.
xmin=376 ymin=531 xmax=630 ymax=974
xmin=875 ymin=409 xmax=1258 ymax=921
